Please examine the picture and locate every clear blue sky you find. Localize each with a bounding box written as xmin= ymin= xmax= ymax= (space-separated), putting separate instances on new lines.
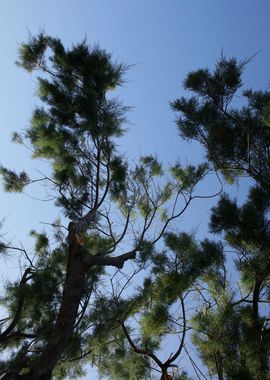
xmin=1 ymin=1 xmax=270 ymax=378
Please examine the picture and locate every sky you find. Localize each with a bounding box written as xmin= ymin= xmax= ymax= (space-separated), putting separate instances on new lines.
xmin=1 ymin=1 xmax=270 ymax=379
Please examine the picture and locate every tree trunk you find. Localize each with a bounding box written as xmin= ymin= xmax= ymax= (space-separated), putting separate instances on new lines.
xmin=160 ymin=372 xmax=172 ymax=380
xmin=24 ymin=253 xmax=87 ymax=379
xmin=9 ymin=234 xmax=90 ymax=380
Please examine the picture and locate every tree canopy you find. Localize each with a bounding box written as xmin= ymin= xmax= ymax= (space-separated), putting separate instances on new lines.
xmin=171 ymin=56 xmax=270 ymax=379
xmin=0 ymin=34 xmax=270 ymax=380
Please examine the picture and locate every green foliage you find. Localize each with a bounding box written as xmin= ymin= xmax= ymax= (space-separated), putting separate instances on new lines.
xmin=262 ymin=101 xmax=270 ymax=127
xmin=11 ymin=132 xmax=24 ymax=144
xmin=191 ymin=303 xmax=244 ymax=378
xmin=84 ymin=233 xmax=113 ymax=255
xmin=210 ymin=187 xmax=270 ymax=287
xmin=110 ymin=156 xmax=128 ymax=200
xmin=191 ymin=300 xmax=270 ymax=379
xmin=140 ymin=155 xmax=163 ymax=176
xmin=12 ymin=32 xmax=129 ymax=220
xmin=53 ymin=361 xmax=86 ymax=380
xmin=0 ymin=167 xmax=29 ymax=192
xmin=137 ymin=239 xmax=154 ymax=262
xmin=141 ymin=303 xmax=168 ymax=337
xmin=138 ymin=195 xmax=151 ymax=218
xmin=161 ymin=232 xmax=224 ymax=292
xmin=183 ymin=57 xmax=243 ymax=97
xmin=97 ymin=344 xmax=151 ymax=380
xmin=16 ymin=32 xmax=48 ymax=72
xmin=88 ymin=297 xmax=152 ymax=379
xmin=172 ymin=56 xmax=270 ymax=190
xmin=29 ymin=230 xmax=49 ymax=253
xmin=170 ymin=162 xmax=208 ymax=190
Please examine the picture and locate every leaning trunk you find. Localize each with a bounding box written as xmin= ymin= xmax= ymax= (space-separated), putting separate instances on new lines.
xmin=16 ymin=236 xmax=89 ymax=380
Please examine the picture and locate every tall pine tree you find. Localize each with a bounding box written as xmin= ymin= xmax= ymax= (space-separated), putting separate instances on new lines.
xmin=172 ymin=57 xmax=270 ymax=379
xmin=0 ymin=34 xmax=209 ymax=380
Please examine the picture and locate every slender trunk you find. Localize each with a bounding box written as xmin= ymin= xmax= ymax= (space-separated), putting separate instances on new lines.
xmin=252 ymin=278 xmax=262 ymax=324
xmin=213 ymin=353 xmax=224 ymax=380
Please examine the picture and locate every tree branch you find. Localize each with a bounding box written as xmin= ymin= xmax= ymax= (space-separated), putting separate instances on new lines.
xmin=0 ymin=268 xmax=33 ymax=343
xmin=85 ymin=249 xmax=137 ymax=269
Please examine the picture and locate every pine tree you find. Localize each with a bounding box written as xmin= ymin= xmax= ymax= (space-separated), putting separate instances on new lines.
xmin=0 ymin=33 xmax=209 ymax=380
xmin=172 ymin=57 xmax=270 ymax=379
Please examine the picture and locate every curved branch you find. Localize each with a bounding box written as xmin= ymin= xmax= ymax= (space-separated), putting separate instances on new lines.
xmin=0 ymin=268 xmax=33 ymax=343
xmin=121 ymin=321 xmax=164 ymax=369
xmin=164 ymin=295 xmax=186 ymax=367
